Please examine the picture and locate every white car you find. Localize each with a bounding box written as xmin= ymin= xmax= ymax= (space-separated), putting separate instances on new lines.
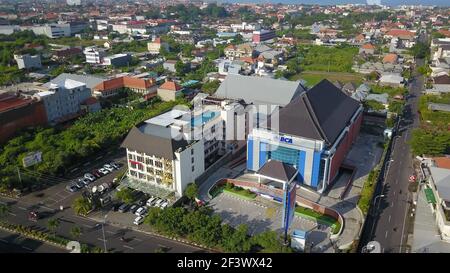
xmin=154 ymin=199 xmax=163 ymax=207
xmin=103 ymin=164 xmax=114 ymax=172
xmin=146 ymin=196 xmax=156 ymax=207
xmin=160 ymin=202 xmax=168 ymax=209
xmin=84 ymin=173 xmax=96 ymax=182
xmin=98 ymin=168 xmax=109 ymax=175
xmin=133 ymin=216 xmax=144 ymax=225
xmin=135 ymin=207 xmax=147 ymax=216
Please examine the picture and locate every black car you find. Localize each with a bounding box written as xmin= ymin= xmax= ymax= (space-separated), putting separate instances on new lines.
xmin=137 ymin=199 xmax=146 ymax=206
xmin=118 ymin=203 xmax=130 ymax=213
xmin=130 ymin=204 xmax=139 ymax=214
xmin=112 ymin=202 xmax=123 ymax=212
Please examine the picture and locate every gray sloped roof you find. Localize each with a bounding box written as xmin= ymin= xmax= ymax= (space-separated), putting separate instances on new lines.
xmin=121 ymin=126 xmax=189 ymax=160
xmin=44 ymin=73 xmax=106 ymax=90
xmin=430 ymin=166 xmax=450 ymax=202
xmin=214 ymin=74 xmax=305 ymax=107
xmin=257 ymin=160 xmax=298 ymax=182
xmin=277 ymin=79 xmax=361 ymax=145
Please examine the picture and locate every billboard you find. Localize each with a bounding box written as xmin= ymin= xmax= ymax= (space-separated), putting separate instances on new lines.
xmin=22 ymin=151 xmax=42 ymax=167
xmin=282 ymin=181 xmax=297 ymax=232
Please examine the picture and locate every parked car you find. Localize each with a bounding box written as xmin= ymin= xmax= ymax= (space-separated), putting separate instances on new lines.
xmin=103 ymin=164 xmax=114 ymax=172
xmin=110 ymin=162 xmax=120 ymax=169
xmin=75 ymin=181 xmax=85 ymax=189
xmin=137 ymin=199 xmax=147 ymax=206
xmin=133 ymin=216 xmax=144 ymax=225
xmin=146 ymin=196 xmax=156 ymax=207
xmin=160 ymin=202 xmax=168 ymax=209
xmin=79 ymin=177 xmax=91 ymax=186
xmin=135 ymin=207 xmax=147 ymax=216
xmin=112 ymin=202 xmax=123 ymax=212
xmin=154 ymin=199 xmax=164 ymax=207
xmin=92 ymin=169 xmax=102 ymax=178
xmin=118 ymin=203 xmax=130 ymax=213
xmin=98 ymin=168 xmax=109 ymax=175
xmin=66 ymin=184 xmax=78 ymax=192
xmin=84 ymin=173 xmax=96 ymax=182
xmin=130 ymin=204 xmax=139 ymax=214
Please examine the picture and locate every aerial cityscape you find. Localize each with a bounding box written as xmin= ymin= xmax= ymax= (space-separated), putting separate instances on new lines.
xmin=0 ymin=0 xmax=449 ymax=259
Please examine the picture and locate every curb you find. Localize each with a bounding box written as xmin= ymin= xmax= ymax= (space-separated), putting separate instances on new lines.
xmin=0 ymin=224 xmax=66 ymax=250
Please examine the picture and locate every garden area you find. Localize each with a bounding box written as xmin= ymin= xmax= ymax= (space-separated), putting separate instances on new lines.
xmin=357 ymin=168 xmax=381 ymax=215
xmin=144 ymin=206 xmax=292 ymax=253
xmin=294 ymin=206 xmax=341 ymax=235
xmin=290 ymin=71 xmax=364 ymax=87
xmin=298 ymin=44 xmax=359 ymax=73
xmin=222 ymin=183 xmax=257 ymax=200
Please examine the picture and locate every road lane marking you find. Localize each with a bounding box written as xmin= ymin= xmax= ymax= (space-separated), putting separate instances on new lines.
xmin=106 ymin=231 xmax=115 ymax=234
xmin=96 ymin=156 xmax=103 ymax=160
xmin=97 ymin=238 xmax=106 ymax=242
xmin=22 ymin=246 xmax=32 ymax=251
xmin=391 ymin=202 xmax=394 ymax=207
xmin=0 ymin=239 xmax=8 ymax=243
xmin=133 ymin=238 xmax=143 ymax=242
xmin=70 ymin=168 xmax=79 ymax=173
xmin=82 ymin=224 xmax=93 ymax=228
xmin=83 ymin=162 xmax=90 ymax=167
xmin=385 ymin=231 xmax=388 ymax=238
xmin=123 ymin=245 xmax=134 ymax=250
xmin=388 ymin=215 xmax=391 ymax=223
xmin=393 ymin=191 xmax=396 ymax=196
xmin=18 ymin=206 xmax=26 ymax=210
xmin=8 ymin=212 xmax=16 ymax=216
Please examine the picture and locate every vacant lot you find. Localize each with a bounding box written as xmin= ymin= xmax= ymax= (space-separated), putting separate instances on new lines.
xmin=290 ymin=71 xmax=364 ymax=87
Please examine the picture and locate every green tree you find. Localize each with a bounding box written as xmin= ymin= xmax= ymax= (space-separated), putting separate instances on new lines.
xmin=221 ymin=224 xmax=251 ymax=253
xmin=73 ymin=197 xmax=93 ymax=215
xmin=47 ymin=218 xmax=60 ymax=236
xmin=70 ymin=226 xmax=83 ymax=240
xmin=115 ymin=188 xmax=135 ymax=204
xmin=175 ymin=60 xmax=191 ymax=77
xmin=251 ymin=230 xmax=292 ymax=253
xmin=184 ymin=183 xmax=199 ymax=201
xmin=200 ymin=80 xmax=220 ymax=95
xmin=0 ymin=204 xmax=9 ymax=219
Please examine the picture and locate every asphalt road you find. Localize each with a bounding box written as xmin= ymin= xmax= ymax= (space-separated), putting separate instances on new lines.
xmin=363 ymin=44 xmax=426 ymax=252
xmin=1 ymin=195 xmax=205 ymax=253
xmin=0 ymin=229 xmax=66 ymax=253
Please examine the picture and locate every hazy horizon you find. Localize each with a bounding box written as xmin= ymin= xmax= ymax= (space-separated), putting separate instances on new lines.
xmin=221 ymin=0 xmax=449 ymax=7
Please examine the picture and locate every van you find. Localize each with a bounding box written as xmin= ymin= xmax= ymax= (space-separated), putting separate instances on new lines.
xmin=146 ymin=196 xmax=156 ymax=206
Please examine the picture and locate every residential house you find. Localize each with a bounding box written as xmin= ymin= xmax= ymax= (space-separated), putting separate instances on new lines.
xmin=157 ymin=81 xmax=184 ymax=102
xmin=93 ymin=76 xmax=157 ymax=98
xmin=359 ymin=43 xmax=376 ymax=55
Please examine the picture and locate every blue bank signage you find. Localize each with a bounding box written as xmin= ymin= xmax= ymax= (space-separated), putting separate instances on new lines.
xmin=280 ymin=136 xmax=293 ymax=144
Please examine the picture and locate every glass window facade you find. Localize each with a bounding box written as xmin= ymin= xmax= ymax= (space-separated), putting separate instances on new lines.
xmin=267 ymin=144 xmax=299 ymax=166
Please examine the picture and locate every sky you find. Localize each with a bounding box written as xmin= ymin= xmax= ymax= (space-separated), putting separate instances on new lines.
xmin=222 ymin=0 xmax=450 ymax=7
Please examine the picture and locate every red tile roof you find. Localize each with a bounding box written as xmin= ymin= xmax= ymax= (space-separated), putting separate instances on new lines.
xmin=386 ymin=29 xmax=414 ymax=38
xmin=93 ymin=76 xmax=155 ymax=93
xmin=383 ymin=53 xmax=398 ymax=64
xmin=438 ymin=29 xmax=450 ymax=38
xmin=361 ymin=43 xmax=375 ymax=50
xmin=159 ymin=81 xmax=182 ymax=91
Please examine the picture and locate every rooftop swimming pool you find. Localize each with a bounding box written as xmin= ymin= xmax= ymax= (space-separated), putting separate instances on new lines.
xmin=191 ymin=111 xmax=219 ymax=127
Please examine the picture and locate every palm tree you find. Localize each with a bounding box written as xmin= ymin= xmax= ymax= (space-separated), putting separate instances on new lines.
xmin=73 ymin=197 xmax=92 ymax=216
xmin=0 ymin=204 xmax=9 ymax=220
xmin=47 ymin=218 xmax=60 ymax=236
xmin=70 ymin=226 xmax=83 ymax=240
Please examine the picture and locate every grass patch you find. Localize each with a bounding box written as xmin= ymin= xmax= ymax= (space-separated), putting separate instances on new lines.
xmin=294 ymin=206 xmax=341 ymax=234
xmin=290 ymin=71 xmax=363 ymax=87
xmin=357 ymin=169 xmax=380 ymax=215
xmin=222 ymin=183 xmax=257 ymax=200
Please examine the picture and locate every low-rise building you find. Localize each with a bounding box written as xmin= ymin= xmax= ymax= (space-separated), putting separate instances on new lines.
xmin=147 ymin=37 xmax=169 ymax=55
xmin=93 ymin=76 xmax=157 ymax=98
xmin=359 ymin=43 xmax=376 ymax=55
xmin=163 ymin=60 xmax=177 ymax=73
xmin=428 ymin=166 xmax=450 ymax=242
xmin=0 ymin=92 xmax=47 ymax=143
xmin=14 ymin=54 xmax=42 ymax=70
xmin=157 ymin=81 xmax=184 ymax=101
xmin=84 ymin=46 xmax=107 ymax=64
xmin=252 ymin=29 xmax=277 ymax=43
xmin=103 ymin=53 xmax=132 ymax=67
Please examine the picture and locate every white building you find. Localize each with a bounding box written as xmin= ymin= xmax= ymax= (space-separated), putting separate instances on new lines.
xmin=83 ymin=46 xmax=107 ymax=64
xmin=14 ymin=54 xmax=42 ymax=70
xmin=26 ymin=24 xmax=71 ymax=38
xmin=428 ymin=166 xmax=450 ymax=242
xmin=67 ymin=0 xmax=81 ymax=5
xmin=33 ymin=79 xmax=92 ymax=123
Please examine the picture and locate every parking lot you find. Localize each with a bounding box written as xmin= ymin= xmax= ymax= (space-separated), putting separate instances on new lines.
xmin=19 ymin=155 xmax=126 ymax=210
xmin=209 ymin=192 xmax=333 ymax=252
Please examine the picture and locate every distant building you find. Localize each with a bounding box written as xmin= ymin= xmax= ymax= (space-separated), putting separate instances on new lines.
xmin=83 ymin=46 xmax=107 ymax=64
xmin=379 ymin=73 xmax=404 ymax=87
xmin=0 ymin=93 xmax=47 ymax=143
xmin=26 ymin=24 xmax=71 ymax=38
xmin=67 ymin=0 xmax=81 ymax=6
xmin=163 ymin=60 xmax=177 ymax=73
xmin=14 ymin=54 xmax=42 ymax=70
xmin=34 ymin=79 xmax=93 ymax=124
xmin=157 ymin=81 xmax=184 ymax=101
xmin=103 ymin=53 xmax=132 ymax=67
xmin=44 ymin=73 xmax=105 ymax=94
xmin=147 ymin=37 xmax=169 ymax=55
xmin=382 ymin=53 xmax=399 ymax=64
xmin=359 ymin=43 xmax=376 ymax=55
xmin=252 ymin=29 xmax=276 ymax=43
xmin=427 ymin=166 xmax=450 ymax=242
xmin=93 ymin=76 xmax=157 ymax=98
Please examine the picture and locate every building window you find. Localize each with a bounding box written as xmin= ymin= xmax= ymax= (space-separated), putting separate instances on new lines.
xmin=137 ymin=156 xmax=144 ymax=162
xmin=268 ymin=145 xmax=299 ymax=166
xmin=192 ymin=166 xmax=195 ymax=172
xmin=137 ymin=164 xmax=144 ymax=171
xmin=191 ymin=157 xmax=194 ymax=164
xmin=128 ymin=154 xmax=133 ymax=160
xmin=155 ymin=161 xmax=163 ymax=168
xmin=130 ymin=162 xmax=137 ymax=169
xmin=145 ymin=158 xmax=153 ymax=165
xmin=191 ymin=149 xmax=194 ymax=155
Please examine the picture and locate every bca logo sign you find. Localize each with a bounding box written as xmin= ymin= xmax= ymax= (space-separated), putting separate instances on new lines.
xmin=66 ymin=241 xmax=81 ymax=253
xmin=280 ymin=136 xmax=293 ymax=144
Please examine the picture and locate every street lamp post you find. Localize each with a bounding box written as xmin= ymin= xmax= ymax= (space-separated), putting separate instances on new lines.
xmin=371 ymin=194 xmax=385 ymax=216
xmin=101 ymin=214 xmax=108 ymax=253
